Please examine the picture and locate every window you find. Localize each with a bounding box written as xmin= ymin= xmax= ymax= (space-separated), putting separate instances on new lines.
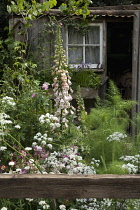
xmin=66 ymin=23 xmax=103 ymax=68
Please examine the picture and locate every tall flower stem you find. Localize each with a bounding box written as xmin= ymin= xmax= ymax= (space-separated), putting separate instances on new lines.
xmin=5 ymin=134 xmax=43 ymax=173
xmin=52 ymin=24 xmax=75 ymax=129
xmin=112 ymin=141 xmax=115 ymax=162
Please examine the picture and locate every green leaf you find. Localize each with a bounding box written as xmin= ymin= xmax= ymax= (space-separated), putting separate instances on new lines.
xmin=82 ymin=7 xmax=90 ymax=15
xmin=59 ymin=3 xmax=67 ymax=11
xmin=49 ymin=0 xmax=57 ymax=8
xmin=33 ymin=10 xmax=38 ymax=16
xmin=43 ymin=1 xmax=50 ymax=10
xmin=17 ymin=0 xmax=24 ymax=10
xmin=11 ymin=1 xmax=15 ymax=5
xmin=69 ymin=1 xmax=75 ymax=6
xmin=7 ymin=5 xmax=12 ymax=14
xmin=28 ymin=14 xmax=33 ymax=20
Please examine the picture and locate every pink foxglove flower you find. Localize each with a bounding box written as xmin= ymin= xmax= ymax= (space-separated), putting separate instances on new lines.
xmin=52 ymin=25 xmax=75 ymax=128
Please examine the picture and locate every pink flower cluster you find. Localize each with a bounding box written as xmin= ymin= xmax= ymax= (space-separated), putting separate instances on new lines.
xmin=52 ymin=27 xmax=75 ymax=128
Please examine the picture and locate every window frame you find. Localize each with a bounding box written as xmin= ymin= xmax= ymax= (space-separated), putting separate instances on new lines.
xmin=66 ymin=23 xmax=103 ymax=69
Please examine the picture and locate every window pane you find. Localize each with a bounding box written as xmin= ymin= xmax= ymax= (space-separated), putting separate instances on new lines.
xmin=68 ymin=26 xmax=83 ymax=44
xmin=68 ymin=46 xmax=83 ymax=64
xmin=85 ymin=26 xmax=100 ymax=44
xmin=85 ymin=46 xmax=100 ymax=64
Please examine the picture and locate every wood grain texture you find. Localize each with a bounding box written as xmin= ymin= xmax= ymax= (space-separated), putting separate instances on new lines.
xmin=47 ymin=9 xmax=136 ymax=17
xmin=0 ymin=174 xmax=140 ymax=199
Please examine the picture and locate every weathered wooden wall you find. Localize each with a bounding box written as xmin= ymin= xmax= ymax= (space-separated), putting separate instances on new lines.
xmin=0 ymin=174 xmax=140 ymax=199
xmin=131 ymin=11 xmax=140 ymax=136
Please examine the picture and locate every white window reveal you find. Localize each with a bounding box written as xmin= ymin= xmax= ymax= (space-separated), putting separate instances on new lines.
xmin=66 ymin=23 xmax=103 ymax=69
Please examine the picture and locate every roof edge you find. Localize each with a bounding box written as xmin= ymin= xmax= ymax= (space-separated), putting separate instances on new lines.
xmin=89 ymin=4 xmax=140 ymax=11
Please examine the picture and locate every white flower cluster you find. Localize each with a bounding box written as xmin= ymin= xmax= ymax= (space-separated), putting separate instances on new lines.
xmin=2 ymin=96 xmax=16 ymax=106
xmin=129 ymin=199 xmax=140 ymax=210
xmin=33 ymin=132 xmax=53 ymax=149
xmin=0 ymin=113 xmax=12 ymax=125
xmin=120 ymin=154 xmax=140 ymax=164
xmin=25 ymin=198 xmax=34 ymax=202
xmin=122 ymin=163 xmax=138 ymax=174
xmin=45 ymin=146 xmax=98 ymax=175
xmin=1 ymin=207 xmax=8 ymax=210
xmin=38 ymin=200 xmax=50 ymax=210
xmin=106 ymin=132 xmax=127 ymax=142
xmin=76 ymin=198 xmax=112 ymax=209
xmin=91 ymin=158 xmax=100 ymax=167
xmin=120 ymin=154 xmax=140 ymax=174
xmin=59 ymin=205 xmax=66 ymax=210
xmin=39 ymin=113 xmax=61 ymax=130
xmin=14 ymin=124 xmax=21 ymax=129
xmin=34 ymin=132 xmax=48 ymax=141
xmin=0 ymin=146 xmax=7 ymax=151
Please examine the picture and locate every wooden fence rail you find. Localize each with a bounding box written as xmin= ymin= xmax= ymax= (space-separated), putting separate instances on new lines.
xmin=0 ymin=174 xmax=140 ymax=199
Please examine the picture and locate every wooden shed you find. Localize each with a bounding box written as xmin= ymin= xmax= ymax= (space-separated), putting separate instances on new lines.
xmin=10 ymin=4 xmax=140 ymax=114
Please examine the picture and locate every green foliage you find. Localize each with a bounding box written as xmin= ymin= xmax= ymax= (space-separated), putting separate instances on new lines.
xmin=79 ymin=81 xmax=136 ymax=167
xmin=0 ymin=36 xmax=52 ymax=146
xmin=7 ymin=0 xmax=57 ymax=21
xmin=71 ymin=70 xmax=101 ymax=89
xmin=7 ymin=0 xmax=90 ymax=21
xmin=99 ymin=160 xmax=128 ymax=174
xmin=0 ymin=0 xmax=8 ymax=40
xmin=59 ymin=0 xmax=90 ymax=18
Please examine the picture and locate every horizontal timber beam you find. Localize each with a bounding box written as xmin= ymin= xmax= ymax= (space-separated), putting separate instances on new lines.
xmin=0 ymin=174 xmax=140 ymax=199
xmin=48 ymin=9 xmax=136 ymax=17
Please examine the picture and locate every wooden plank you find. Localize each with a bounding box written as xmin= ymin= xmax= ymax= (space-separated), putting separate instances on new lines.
xmin=137 ymin=11 xmax=140 ymax=113
xmin=0 ymin=174 xmax=140 ymax=199
xmin=48 ymin=9 xmax=136 ymax=17
xmin=132 ymin=11 xmax=140 ymax=103
xmin=131 ymin=11 xmax=140 ymax=136
xmin=99 ymin=19 xmax=107 ymax=99
xmin=89 ymin=10 xmax=135 ymax=16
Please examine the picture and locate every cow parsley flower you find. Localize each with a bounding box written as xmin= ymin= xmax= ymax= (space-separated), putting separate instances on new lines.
xmin=122 ymin=163 xmax=138 ymax=174
xmin=39 ymin=201 xmax=46 ymax=206
xmin=0 ymin=146 xmax=7 ymax=151
xmin=107 ymin=132 xmax=127 ymax=142
xmin=0 ymin=113 xmax=12 ymax=125
xmin=2 ymin=96 xmax=16 ymax=106
xmin=25 ymin=147 xmax=32 ymax=151
xmin=9 ymin=161 xmax=15 ymax=166
xmin=14 ymin=125 xmax=21 ymax=129
xmin=59 ymin=205 xmax=66 ymax=210
xmin=1 ymin=207 xmax=8 ymax=210
xmin=47 ymin=144 xmax=53 ymax=150
xmin=39 ymin=200 xmax=50 ymax=209
xmin=16 ymin=168 xmax=22 ymax=173
xmin=120 ymin=154 xmax=140 ymax=174
xmin=26 ymin=198 xmax=34 ymax=202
